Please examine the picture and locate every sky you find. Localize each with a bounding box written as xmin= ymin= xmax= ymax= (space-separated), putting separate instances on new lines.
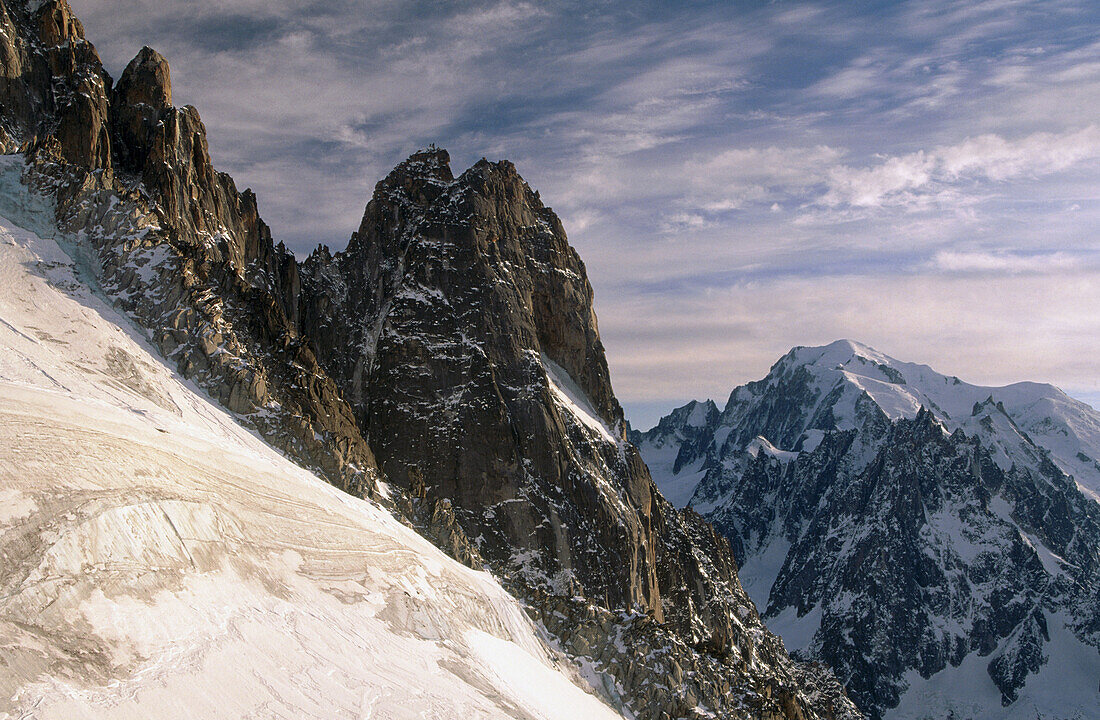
xmin=71 ymin=0 xmax=1100 ymax=428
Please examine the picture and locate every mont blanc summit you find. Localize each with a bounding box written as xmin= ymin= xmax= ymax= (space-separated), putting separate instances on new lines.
xmin=636 ymin=340 xmax=1100 ymax=718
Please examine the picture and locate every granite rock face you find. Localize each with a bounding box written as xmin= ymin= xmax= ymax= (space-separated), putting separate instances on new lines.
xmin=0 ymin=0 xmax=111 ymax=168
xmin=293 ymin=148 xmax=861 ymax=719
xmin=0 ymin=0 xmax=380 ymax=498
xmin=299 ymin=149 xmax=657 ymax=611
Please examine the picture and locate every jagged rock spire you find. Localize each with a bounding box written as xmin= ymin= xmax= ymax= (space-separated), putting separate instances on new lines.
xmin=115 ymin=46 xmax=172 ymax=109
xmin=296 ymin=149 xmax=860 ymax=720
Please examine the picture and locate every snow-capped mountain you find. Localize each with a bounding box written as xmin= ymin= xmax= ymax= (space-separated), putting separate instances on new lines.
xmin=0 ymin=158 xmax=625 ymax=719
xmin=635 ymin=340 xmax=1100 ymax=719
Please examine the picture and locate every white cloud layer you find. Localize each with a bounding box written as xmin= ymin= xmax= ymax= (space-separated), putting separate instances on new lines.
xmin=820 ymin=126 xmax=1100 ymax=209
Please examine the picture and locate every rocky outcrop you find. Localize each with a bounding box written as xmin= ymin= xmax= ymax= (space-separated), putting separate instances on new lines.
xmin=0 ymin=0 xmax=112 ymax=168
xmin=299 ymin=149 xmax=659 ymax=610
xmin=0 ymin=0 xmax=380 ymax=498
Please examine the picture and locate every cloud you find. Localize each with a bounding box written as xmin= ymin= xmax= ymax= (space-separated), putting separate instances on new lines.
xmin=822 ymin=151 xmax=937 ymax=208
xmin=819 ymin=126 xmax=1100 ymax=209
xmin=940 ymin=126 xmax=1100 ymax=179
xmin=931 ymin=250 xmax=1086 ymax=274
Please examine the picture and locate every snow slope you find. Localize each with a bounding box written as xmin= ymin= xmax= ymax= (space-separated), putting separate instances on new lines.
xmin=0 ymin=157 xmax=623 ymax=719
xmin=779 ymin=340 xmax=1100 ymax=502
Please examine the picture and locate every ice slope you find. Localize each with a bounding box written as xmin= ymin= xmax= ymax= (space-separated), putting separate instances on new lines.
xmin=889 ymin=612 xmax=1100 ymax=720
xmin=0 ymin=158 xmax=624 ymax=719
xmin=542 ymin=352 xmax=619 ymax=445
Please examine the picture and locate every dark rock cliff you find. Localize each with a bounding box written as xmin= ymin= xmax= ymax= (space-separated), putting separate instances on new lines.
xmin=299 ymin=149 xmax=658 ymax=611
xmin=293 ymin=148 xmax=859 ymax=719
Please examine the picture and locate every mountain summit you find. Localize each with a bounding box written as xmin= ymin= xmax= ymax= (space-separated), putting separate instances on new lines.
xmin=636 ymin=340 xmax=1100 ymax=718
xmin=288 ymin=148 xmax=859 ymax=718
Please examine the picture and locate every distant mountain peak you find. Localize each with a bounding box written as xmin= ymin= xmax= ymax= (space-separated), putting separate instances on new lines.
xmin=784 ymin=338 xmax=888 ymax=367
xmin=637 ymin=343 xmax=1100 ymax=718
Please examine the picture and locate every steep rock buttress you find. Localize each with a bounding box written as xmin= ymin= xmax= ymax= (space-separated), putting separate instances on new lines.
xmin=0 ymin=0 xmax=379 ymax=496
xmin=295 ymin=148 xmax=860 ymax=719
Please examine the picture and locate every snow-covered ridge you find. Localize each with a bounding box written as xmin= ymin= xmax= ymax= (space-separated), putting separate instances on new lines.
xmin=0 ymin=158 xmax=623 ymax=719
xmin=643 ymin=339 xmax=1100 ymax=506
xmin=776 ymin=339 xmax=1100 ymax=501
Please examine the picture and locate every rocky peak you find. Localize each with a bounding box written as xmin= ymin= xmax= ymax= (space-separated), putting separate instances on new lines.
xmin=660 ymin=399 xmax=720 ymax=433
xmin=115 ymin=46 xmax=171 ymax=109
xmin=292 ymin=148 xmax=860 ymax=719
xmin=0 ymin=0 xmax=111 ymax=167
xmin=316 ymin=149 xmax=621 ymax=430
xmin=107 ymin=46 xmax=279 ymax=275
xmin=397 ymin=145 xmax=453 ymax=179
xmin=908 ymin=405 xmax=945 ymax=439
xmin=33 ymin=0 xmax=85 ymax=47
xmin=372 ymin=146 xmax=454 ymax=208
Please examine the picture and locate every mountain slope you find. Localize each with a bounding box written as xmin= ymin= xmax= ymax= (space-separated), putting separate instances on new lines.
xmin=637 ymin=340 xmax=1100 ymax=719
xmin=0 ymin=2 xmax=861 ymax=717
xmin=0 ymin=156 xmax=625 ymax=719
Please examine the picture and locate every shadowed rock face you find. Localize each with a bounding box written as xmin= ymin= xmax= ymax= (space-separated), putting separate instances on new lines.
xmin=295 ymin=149 xmax=862 ymax=719
xmin=0 ymin=0 xmax=111 ymax=168
xmin=300 ymin=148 xmax=660 ymax=613
xmin=0 ymin=3 xmax=862 ymax=717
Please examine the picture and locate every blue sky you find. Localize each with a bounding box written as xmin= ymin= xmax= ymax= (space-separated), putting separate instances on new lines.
xmin=73 ymin=0 xmax=1100 ymax=427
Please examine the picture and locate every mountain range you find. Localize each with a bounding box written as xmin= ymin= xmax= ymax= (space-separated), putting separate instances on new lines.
xmin=635 ymin=340 xmax=1100 ymax=718
xmin=3 ymin=1 xmax=1097 ymax=718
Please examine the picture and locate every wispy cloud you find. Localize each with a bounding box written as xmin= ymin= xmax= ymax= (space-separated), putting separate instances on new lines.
xmin=819 ymin=126 xmax=1100 ymax=209
xmin=931 ymin=249 xmax=1088 ymax=274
